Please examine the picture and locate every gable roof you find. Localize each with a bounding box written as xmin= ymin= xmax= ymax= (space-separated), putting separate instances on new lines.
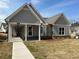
xmin=44 ymin=13 xmax=70 ymax=24
xmin=0 ymin=23 xmax=6 ymax=29
xmin=5 ymin=3 xmax=45 ymax=23
xmin=0 ymin=22 xmax=6 ymax=32
xmin=0 ymin=23 xmax=2 ymax=29
xmin=2 ymin=23 xmax=7 ymax=29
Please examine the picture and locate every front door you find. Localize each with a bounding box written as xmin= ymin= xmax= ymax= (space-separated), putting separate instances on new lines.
xmin=28 ymin=26 xmax=33 ymax=37
xmin=15 ymin=25 xmax=21 ymax=37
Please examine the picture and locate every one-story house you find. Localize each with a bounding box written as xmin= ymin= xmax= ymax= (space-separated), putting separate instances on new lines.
xmin=5 ymin=3 xmax=71 ymax=42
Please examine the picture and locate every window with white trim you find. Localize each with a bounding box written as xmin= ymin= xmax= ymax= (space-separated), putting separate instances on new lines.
xmin=59 ymin=27 xmax=64 ymax=35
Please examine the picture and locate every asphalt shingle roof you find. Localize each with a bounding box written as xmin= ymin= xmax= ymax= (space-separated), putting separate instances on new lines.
xmin=43 ymin=13 xmax=63 ymax=24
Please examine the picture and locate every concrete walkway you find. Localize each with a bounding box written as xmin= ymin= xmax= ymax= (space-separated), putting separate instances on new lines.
xmin=11 ymin=37 xmax=23 ymax=42
xmin=12 ymin=38 xmax=35 ymax=59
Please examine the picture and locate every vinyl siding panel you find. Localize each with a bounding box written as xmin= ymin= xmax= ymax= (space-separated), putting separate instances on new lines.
xmin=55 ymin=16 xmax=69 ymax=25
xmin=27 ymin=25 xmax=38 ymax=37
xmin=53 ymin=26 xmax=59 ymax=36
xmin=10 ymin=8 xmax=40 ymax=23
xmin=65 ymin=26 xmax=70 ymax=35
xmin=53 ymin=25 xmax=70 ymax=36
xmin=47 ymin=25 xmax=52 ymax=36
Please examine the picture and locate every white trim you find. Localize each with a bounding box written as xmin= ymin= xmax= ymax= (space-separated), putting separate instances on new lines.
xmin=69 ymin=26 xmax=71 ymax=34
xmin=44 ymin=25 xmax=47 ymax=36
xmin=29 ymin=3 xmax=45 ymax=23
xmin=53 ymin=24 xmax=71 ymax=26
xmin=39 ymin=24 xmax=41 ymax=41
xmin=8 ymin=23 xmax=12 ymax=42
xmin=25 ymin=25 xmax=27 ymax=41
xmin=58 ymin=27 xmax=65 ymax=36
xmin=27 ymin=5 xmax=43 ymax=23
xmin=9 ymin=22 xmax=40 ymax=25
xmin=52 ymin=26 xmax=55 ymax=36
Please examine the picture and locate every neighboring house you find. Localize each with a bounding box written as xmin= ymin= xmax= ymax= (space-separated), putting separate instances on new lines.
xmin=0 ymin=23 xmax=6 ymax=33
xmin=71 ymin=22 xmax=79 ymax=32
xmin=71 ymin=22 xmax=79 ymax=37
xmin=5 ymin=3 xmax=71 ymax=42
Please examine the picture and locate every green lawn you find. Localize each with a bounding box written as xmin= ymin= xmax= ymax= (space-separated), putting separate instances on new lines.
xmin=24 ymin=39 xmax=79 ymax=59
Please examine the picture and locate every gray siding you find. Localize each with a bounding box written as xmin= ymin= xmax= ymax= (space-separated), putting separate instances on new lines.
xmin=10 ymin=8 xmax=40 ymax=23
xmin=47 ymin=25 xmax=52 ymax=36
xmin=53 ymin=25 xmax=70 ymax=36
xmin=65 ymin=26 xmax=70 ymax=35
xmin=55 ymin=16 xmax=69 ymax=25
xmin=53 ymin=25 xmax=59 ymax=36
xmin=52 ymin=15 xmax=70 ymax=36
xmin=27 ymin=25 xmax=39 ymax=37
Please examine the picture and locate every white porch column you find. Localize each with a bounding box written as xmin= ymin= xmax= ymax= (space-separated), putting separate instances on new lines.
xmin=39 ymin=24 xmax=41 ymax=41
xmin=25 ymin=25 xmax=27 ymax=41
xmin=44 ymin=25 xmax=47 ymax=36
xmin=69 ymin=26 xmax=71 ymax=34
xmin=8 ymin=23 xmax=12 ymax=42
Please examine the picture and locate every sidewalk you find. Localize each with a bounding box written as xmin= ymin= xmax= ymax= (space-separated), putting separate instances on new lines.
xmin=12 ymin=39 xmax=35 ymax=59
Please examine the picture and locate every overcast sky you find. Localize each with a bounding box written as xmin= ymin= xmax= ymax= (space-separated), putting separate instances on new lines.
xmin=0 ymin=0 xmax=79 ymax=23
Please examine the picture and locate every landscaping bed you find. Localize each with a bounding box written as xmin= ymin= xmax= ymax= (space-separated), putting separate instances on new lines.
xmin=0 ymin=33 xmax=7 ymax=42
xmin=24 ymin=39 xmax=79 ymax=59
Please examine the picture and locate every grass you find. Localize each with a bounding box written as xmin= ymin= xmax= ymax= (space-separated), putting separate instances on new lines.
xmin=0 ymin=33 xmax=12 ymax=59
xmin=0 ymin=42 xmax=12 ymax=59
xmin=24 ymin=39 xmax=79 ymax=59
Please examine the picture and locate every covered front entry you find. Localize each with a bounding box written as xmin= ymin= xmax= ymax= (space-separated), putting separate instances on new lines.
xmin=8 ymin=23 xmax=41 ymax=42
xmin=12 ymin=24 xmax=25 ymax=38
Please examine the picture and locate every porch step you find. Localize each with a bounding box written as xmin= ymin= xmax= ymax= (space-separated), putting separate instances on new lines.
xmin=11 ymin=37 xmax=23 ymax=42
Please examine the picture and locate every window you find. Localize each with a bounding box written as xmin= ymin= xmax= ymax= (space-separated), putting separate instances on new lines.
xmin=41 ymin=27 xmax=43 ymax=34
xmin=28 ymin=26 xmax=33 ymax=36
xmin=62 ymin=28 xmax=64 ymax=35
xmin=59 ymin=27 xmax=64 ymax=35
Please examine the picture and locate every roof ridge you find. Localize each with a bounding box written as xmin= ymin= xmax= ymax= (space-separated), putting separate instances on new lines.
xmin=45 ymin=13 xmax=64 ymax=24
xmin=48 ymin=13 xmax=63 ymax=19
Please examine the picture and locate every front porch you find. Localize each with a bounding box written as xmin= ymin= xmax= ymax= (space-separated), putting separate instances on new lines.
xmin=8 ymin=23 xmax=41 ymax=42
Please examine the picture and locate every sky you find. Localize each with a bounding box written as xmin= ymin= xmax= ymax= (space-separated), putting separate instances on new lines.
xmin=0 ymin=0 xmax=79 ymax=23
